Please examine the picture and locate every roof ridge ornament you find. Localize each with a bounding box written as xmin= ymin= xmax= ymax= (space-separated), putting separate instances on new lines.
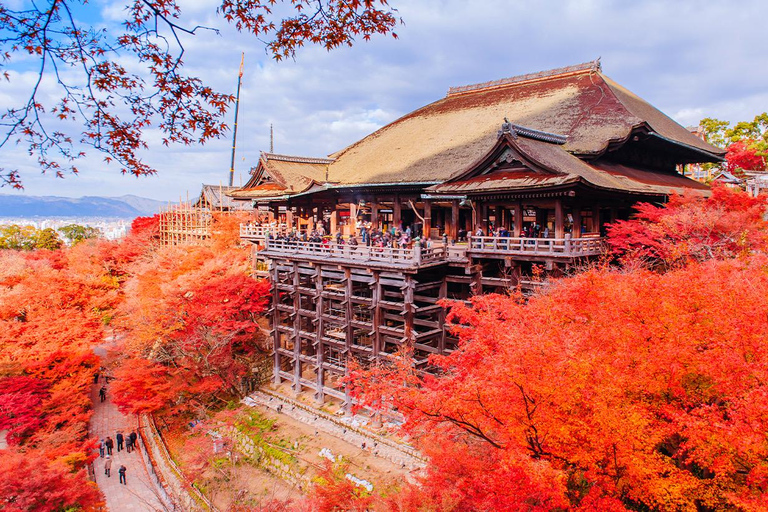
xmin=498 ymin=117 xmax=517 ymax=138
xmin=498 ymin=118 xmax=568 ymax=145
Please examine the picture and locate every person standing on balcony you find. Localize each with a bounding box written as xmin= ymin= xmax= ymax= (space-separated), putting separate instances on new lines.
xmin=475 ymin=226 xmax=484 ymax=237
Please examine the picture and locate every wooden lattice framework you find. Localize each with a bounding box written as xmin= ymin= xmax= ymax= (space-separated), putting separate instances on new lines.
xmin=158 ymin=202 xmax=213 ymax=246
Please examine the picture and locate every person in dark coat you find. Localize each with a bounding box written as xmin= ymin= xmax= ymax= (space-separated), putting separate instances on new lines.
xmin=99 ymin=386 xmax=107 ymax=402
xmin=118 ymin=465 xmax=127 ymax=485
xmin=128 ymin=431 xmax=138 ymax=453
xmin=104 ymin=455 xmax=112 ymax=477
xmin=105 ymin=436 xmax=114 ymax=455
xmin=99 ymin=438 xmax=105 ymax=458
xmin=116 ymin=432 xmax=124 ymax=452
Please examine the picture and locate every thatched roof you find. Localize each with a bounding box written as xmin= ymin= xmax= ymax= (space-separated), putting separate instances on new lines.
xmin=195 ymin=184 xmax=246 ymax=210
xmin=229 ymin=153 xmax=333 ymax=200
xmin=326 ymin=60 xmax=722 ymax=186
xmin=230 ymin=61 xmax=723 ymax=200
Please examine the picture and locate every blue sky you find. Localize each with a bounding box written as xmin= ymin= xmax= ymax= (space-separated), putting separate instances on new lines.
xmin=2 ymin=0 xmax=767 ymax=200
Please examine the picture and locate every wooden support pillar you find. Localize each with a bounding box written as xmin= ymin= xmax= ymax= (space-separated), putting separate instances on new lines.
xmin=349 ymin=202 xmax=358 ymax=236
xmin=555 ymin=198 xmax=564 ymax=238
xmin=572 ymin=206 xmax=582 ymax=238
xmin=423 ymin=198 xmax=432 ymax=239
xmin=286 ymin=209 xmax=294 ymax=230
xmin=592 ymin=205 xmax=601 ymax=234
xmin=372 ymin=271 xmax=381 ymax=358
xmin=438 ymin=277 xmax=447 ymax=354
xmin=314 ymin=263 xmax=325 ymax=402
xmin=371 ymin=201 xmax=379 ymax=230
xmin=330 ymin=209 xmax=338 ymax=235
xmin=271 ymin=263 xmax=282 ymax=385
xmin=513 ymin=202 xmax=523 ymax=236
xmin=451 ymin=200 xmax=460 ymax=241
xmin=293 ymin=262 xmax=302 ymax=395
xmin=404 ymin=275 xmax=415 ymax=344
xmin=472 ymin=203 xmax=481 ymax=234
xmin=393 ymin=195 xmax=401 ymax=231
xmin=494 ymin=205 xmax=503 ymax=232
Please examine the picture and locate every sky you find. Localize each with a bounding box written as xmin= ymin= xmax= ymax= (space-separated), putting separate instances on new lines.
xmin=2 ymin=0 xmax=767 ymax=201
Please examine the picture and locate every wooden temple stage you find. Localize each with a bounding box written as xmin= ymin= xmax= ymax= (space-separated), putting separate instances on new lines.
xmin=233 ymin=60 xmax=725 ymax=406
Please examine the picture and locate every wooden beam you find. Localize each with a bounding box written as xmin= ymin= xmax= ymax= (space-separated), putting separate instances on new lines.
xmin=451 ymin=200 xmax=460 ymax=241
xmin=371 ymin=201 xmax=379 ymax=230
xmin=393 ymin=195 xmax=401 ymax=231
xmin=513 ymin=201 xmax=523 ymax=236
xmin=555 ymin=198 xmax=564 ymax=239
xmin=423 ymin=198 xmax=432 ymax=239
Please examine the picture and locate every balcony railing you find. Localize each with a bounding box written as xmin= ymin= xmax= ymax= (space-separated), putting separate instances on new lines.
xmin=259 ymin=238 xmax=446 ymax=267
xmin=240 ymin=224 xmax=287 ymax=241
xmin=468 ymin=235 xmax=606 ymax=257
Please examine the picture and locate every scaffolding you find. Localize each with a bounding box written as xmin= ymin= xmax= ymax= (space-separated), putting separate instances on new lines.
xmin=158 ymin=202 xmax=213 ymax=246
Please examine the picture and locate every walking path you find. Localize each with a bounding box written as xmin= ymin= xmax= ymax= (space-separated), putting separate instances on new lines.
xmin=90 ymin=347 xmax=167 ymax=511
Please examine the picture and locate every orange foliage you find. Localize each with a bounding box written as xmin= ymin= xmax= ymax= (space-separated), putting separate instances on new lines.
xmin=348 ymin=254 xmax=768 ymax=510
xmin=112 ymin=216 xmax=269 ymax=416
xmin=608 ymin=185 xmax=768 ymax=268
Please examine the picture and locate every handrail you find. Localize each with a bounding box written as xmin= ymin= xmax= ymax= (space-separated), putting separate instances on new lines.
xmin=468 ymin=235 xmax=606 ymax=256
xmin=260 ymin=238 xmax=446 ymax=265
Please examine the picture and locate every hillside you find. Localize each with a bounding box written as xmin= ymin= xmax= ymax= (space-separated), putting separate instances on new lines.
xmin=0 ymin=194 xmax=168 ymax=218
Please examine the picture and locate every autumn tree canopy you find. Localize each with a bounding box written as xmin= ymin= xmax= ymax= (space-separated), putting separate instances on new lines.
xmin=700 ymin=113 xmax=768 ymax=174
xmin=346 ymin=189 xmax=768 ymax=511
xmin=110 ymin=213 xmax=270 ymax=417
xmin=0 ymin=0 xmax=400 ymax=188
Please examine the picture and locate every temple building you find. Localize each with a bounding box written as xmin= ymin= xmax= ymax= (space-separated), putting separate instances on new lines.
xmin=233 ymin=60 xmax=724 ymax=405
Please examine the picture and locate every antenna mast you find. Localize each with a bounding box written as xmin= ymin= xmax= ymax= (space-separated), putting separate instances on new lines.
xmin=270 ymin=123 xmax=274 ymax=153
xmin=229 ymin=53 xmax=244 ymax=187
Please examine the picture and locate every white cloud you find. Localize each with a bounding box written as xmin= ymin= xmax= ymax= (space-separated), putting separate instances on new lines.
xmin=2 ymin=0 xmax=767 ymax=200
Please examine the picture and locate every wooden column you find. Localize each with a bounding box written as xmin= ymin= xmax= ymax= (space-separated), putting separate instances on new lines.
xmin=272 ymin=262 xmax=282 ymax=385
xmin=393 ymin=195 xmax=401 ymax=231
xmin=349 ymin=202 xmax=358 ymax=236
xmin=372 ymin=271 xmax=381 ymax=358
xmin=472 ymin=202 xmax=481 ymax=233
xmin=451 ymin=200 xmax=460 ymax=240
xmin=286 ymin=209 xmax=294 ymax=230
xmin=592 ymin=205 xmax=601 ymax=234
xmin=572 ymin=206 xmax=582 ymax=238
xmin=293 ymin=262 xmax=302 ymax=395
xmin=314 ymin=263 xmax=325 ymax=402
xmin=371 ymin=201 xmax=379 ymax=229
xmin=513 ymin=202 xmax=523 ymax=236
xmin=555 ymin=198 xmax=564 ymax=238
xmin=330 ymin=209 xmax=338 ymax=235
xmin=423 ymin=198 xmax=432 ymax=239
xmin=494 ymin=205 xmax=503 ymax=231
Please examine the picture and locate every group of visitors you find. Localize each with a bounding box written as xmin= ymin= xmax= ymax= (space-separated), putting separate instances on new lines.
xmin=99 ymin=431 xmax=136 ymax=485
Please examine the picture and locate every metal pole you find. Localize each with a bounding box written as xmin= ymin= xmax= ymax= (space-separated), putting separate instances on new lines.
xmin=229 ymin=53 xmax=244 ymax=187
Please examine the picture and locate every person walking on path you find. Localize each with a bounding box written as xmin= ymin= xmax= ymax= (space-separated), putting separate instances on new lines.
xmin=129 ymin=431 xmax=137 ymax=453
xmin=94 ymin=372 xmax=100 ymax=384
xmin=104 ymin=455 xmax=112 ymax=477
xmin=118 ymin=465 xmax=127 ymax=485
xmin=99 ymin=386 xmax=107 ymax=402
xmin=116 ymin=432 xmax=124 ymax=452
xmin=105 ymin=436 xmax=114 ymax=455
xmin=99 ymin=438 xmax=105 ymax=458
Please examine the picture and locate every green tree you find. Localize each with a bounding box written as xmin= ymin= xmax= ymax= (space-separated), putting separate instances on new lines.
xmin=58 ymin=224 xmax=102 ymax=245
xmin=33 ymin=228 xmax=63 ymax=251
xmin=0 ymin=225 xmax=38 ymax=250
xmin=699 ymin=113 xmax=768 ymax=174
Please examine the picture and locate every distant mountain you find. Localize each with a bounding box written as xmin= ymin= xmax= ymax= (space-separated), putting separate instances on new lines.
xmin=0 ymin=194 xmax=169 ymax=218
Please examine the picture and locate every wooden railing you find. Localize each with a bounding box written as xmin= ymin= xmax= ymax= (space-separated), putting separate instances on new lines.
xmin=240 ymin=224 xmax=287 ymax=240
xmin=468 ymin=235 xmax=606 ymax=257
xmin=260 ymin=239 xmax=446 ymax=266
